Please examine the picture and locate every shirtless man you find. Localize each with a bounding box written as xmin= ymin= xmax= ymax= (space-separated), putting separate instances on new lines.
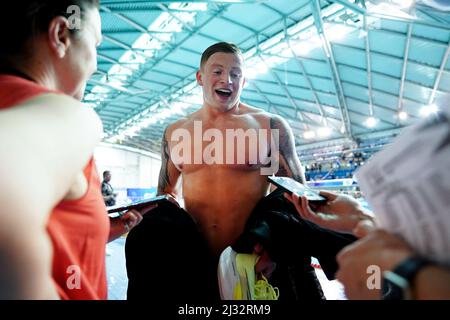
xmin=125 ymin=42 xmax=305 ymax=301
xmin=158 ymin=42 xmax=305 ymax=258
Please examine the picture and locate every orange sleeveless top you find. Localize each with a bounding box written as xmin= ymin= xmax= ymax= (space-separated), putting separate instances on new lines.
xmin=0 ymin=74 xmax=110 ymax=299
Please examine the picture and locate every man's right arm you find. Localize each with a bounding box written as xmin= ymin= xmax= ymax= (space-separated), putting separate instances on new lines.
xmin=157 ymin=126 xmax=181 ymax=199
xmin=0 ymin=94 xmax=102 ymax=299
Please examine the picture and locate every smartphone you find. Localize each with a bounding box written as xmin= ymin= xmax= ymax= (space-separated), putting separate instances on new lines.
xmin=268 ymin=176 xmax=327 ymax=203
xmin=107 ymin=194 xmax=170 ymax=215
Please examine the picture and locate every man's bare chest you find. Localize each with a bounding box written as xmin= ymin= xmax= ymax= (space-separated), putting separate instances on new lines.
xmin=168 ymin=119 xmax=272 ymax=169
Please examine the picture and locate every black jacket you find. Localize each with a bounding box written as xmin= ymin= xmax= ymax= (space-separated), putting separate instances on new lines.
xmin=233 ymin=188 xmax=357 ymax=300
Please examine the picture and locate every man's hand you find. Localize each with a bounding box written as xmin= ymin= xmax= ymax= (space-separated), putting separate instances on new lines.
xmin=285 ymin=191 xmax=375 ymax=234
xmin=336 ymin=229 xmax=414 ymax=299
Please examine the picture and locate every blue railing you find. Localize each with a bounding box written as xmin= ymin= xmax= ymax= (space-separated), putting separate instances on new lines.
xmin=306 ymin=168 xmax=355 ymax=181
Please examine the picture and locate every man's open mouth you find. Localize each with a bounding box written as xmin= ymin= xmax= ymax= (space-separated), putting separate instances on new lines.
xmin=215 ymin=88 xmax=232 ymax=97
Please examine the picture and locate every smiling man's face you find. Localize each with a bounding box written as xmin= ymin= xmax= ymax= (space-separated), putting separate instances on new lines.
xmin=197 ymin=52 xmax=245 ymax=112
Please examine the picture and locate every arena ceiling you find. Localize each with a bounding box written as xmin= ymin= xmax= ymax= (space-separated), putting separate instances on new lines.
xmin=86 ymin=0 xmax=450 ymax=156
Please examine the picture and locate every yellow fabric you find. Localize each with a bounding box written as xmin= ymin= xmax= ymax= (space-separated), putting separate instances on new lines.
xmin=234 ymin=253 xmax=279 ymax=300
xmin=255 ymin=275 xmax=280 ymax=300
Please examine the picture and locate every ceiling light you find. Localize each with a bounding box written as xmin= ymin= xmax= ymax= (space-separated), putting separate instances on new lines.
xmin=365 ymin=116 xmax=378 ymax=128
xmin=420 ymin=104 xmax=439 ymax=117
xmin=245 ymin=61 xmax=268 ymax=79
xmin=325 ymin=23 xmax=354 ymax=42
xmin=245 ymin=68 xmax=259 ymax=79
xmin=91 ymin=86 xmax=110 ymax=94
xmin=169 ymin=3 xmax=207 ymax=11
xmin=317 ymin=127 xmax=332 ymax=137
xmin=398 ymin=110 xmax=408 ymax=120
xmin=392 ymin=0 xmax=414 ymax=8
xmin=367 ymin=1 xmax=416 ymax=18
xmin=303 ymin=131 xmax=316 ymax=139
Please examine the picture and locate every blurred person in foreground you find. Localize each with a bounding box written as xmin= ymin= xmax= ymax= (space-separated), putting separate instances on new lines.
xmin=286 ymin=189 xmax=450 ymax=300
xmin=0 ymin=0 xmax=154 ymax=299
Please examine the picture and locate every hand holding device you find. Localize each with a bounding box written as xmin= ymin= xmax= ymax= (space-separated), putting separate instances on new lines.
xmin=267 ymin=176 xmax=326 ymax=203
xmin=285 ymin=189 xmax=375 ymax=234
xmin=107 ymin=194 xmax=170 ymax=216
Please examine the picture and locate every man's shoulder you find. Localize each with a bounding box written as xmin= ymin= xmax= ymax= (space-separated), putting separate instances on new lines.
xmin=164 ymin=111 xmax=201 ymax=133
xmin=239 ymin=103 xmax=271 ymax=119
xmin=267 ymin=113 xmax=289 ymax=129
xmin=240 ymin=104 xmax=286 ymax=124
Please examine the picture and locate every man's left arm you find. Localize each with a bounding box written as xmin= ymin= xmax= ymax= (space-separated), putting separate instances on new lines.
xmin=268 ymin=115 xmax=356 ymax=281
xmin=253 ymin=115 xmax=307 ymax=277
xmin=270 ymin=115 xmax=305 ymax=183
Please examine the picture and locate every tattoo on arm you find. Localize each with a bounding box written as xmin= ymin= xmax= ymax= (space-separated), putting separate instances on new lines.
xmin=270 ymin=116 xmax=305 ymax=184
xmin=157 ymin=128 xmax=171 ymax=195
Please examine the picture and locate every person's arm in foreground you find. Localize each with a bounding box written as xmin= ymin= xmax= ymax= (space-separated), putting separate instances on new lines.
xmin=108 ymin=206 xmax=157 ymax=242
xmin=336 ymin=229 xmax=450 ymax=299
xmin=0 ymin=94 xmax=102 ymax=299
xmin=284 ymin=185 xmax=450 ymax=299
